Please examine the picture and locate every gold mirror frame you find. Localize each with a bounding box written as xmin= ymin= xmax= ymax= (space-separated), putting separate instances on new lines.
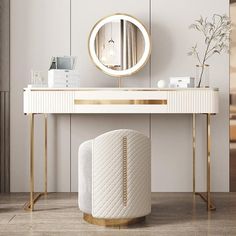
xmin=88 ymin=13 xmax=151 ymax=78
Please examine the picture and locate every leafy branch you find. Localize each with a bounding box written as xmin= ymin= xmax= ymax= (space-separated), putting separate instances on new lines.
xmin=188 ymin=14 xmax=231 ymax=87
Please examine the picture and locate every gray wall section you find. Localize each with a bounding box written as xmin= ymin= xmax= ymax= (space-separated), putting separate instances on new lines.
xmin=0 ymin=0 xmax=10 ymax=91
xmin=10 ymin=0 xmax=229 ymax=192
xmin=0 ymin=92 xmax=10 ymax=192
xmin=0 ymin=0 xmax=10 ymax=192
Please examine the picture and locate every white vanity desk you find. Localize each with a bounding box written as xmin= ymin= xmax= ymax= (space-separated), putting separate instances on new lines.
xmin=23 ymin=87 xmax=219 ymax=211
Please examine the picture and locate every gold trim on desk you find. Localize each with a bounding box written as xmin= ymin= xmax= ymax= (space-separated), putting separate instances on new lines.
xmin=74 ymin=99 xmax=167 ymax=105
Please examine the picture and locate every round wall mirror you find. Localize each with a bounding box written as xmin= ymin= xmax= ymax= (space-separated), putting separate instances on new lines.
xmin=88 ymin=14 xmax=151 ymax=77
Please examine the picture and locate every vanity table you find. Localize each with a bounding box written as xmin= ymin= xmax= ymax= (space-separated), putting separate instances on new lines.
xmin=23 ymin=87 xmax=219 ymax=211
xmin=23 ymin=12 xmax=219 ymax=213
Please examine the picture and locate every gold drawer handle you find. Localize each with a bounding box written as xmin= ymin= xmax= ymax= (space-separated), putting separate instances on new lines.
xmin=74 ymin=99 xmax=167 ymax=105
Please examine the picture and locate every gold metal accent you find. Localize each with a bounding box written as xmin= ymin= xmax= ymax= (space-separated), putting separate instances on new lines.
xmin=192 ymin=114 xmax=196 ymax=194
xmin=83 ymin=213 xmax=145 ymax=226
xmin=24 ymin=113 xmax=48 ymax=211
xmin=195 ymin=113 xmax=216 ymax=211
xmin=123 ymin=137 xmax=128 ymax=206
xmin=74 ymin=99 xmax=167 ymax=105
xmin=24 ymin=193 xmax=44 ymax=210
xmin=88 ymin=13 xmax=151 ymax=78
xmin=44 ymin=114 xmax=48 ymax=195
xmin=195 ymin=193 xmax=216 ymax=211
xmin=30 ymin=113 xmax=34 ymax=211
xmin=207 ymin=113 xmax=211 ymax=211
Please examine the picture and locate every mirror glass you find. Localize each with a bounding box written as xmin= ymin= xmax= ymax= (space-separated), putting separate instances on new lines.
xmin=95 ymin=20 xmax=144 ymax=70
xmin=89 ymin=14 xmax=151 ymax=77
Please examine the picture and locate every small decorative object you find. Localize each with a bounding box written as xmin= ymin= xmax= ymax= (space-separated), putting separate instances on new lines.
xmin=157 ymin=80 xmax=166 ymax=88
xmin=48 ymin=56 xmax=79 ymax=88
xmin=30 ymin=70 xmax=45 ymax=87
xmin=188 ymin=14 xmax=231 ymax=87
xmin=169 ymin=77 xmax=195 ymax=88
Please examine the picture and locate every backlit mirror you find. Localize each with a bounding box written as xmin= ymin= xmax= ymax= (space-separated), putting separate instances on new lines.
xmin=88 ymin=14 xmax=151 ymax=77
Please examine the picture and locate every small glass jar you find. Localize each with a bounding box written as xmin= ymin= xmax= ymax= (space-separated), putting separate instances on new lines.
xmin=195 ymin=64 xmax=210 ymax=88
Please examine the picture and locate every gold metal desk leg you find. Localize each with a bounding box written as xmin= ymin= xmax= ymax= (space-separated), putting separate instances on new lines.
xmin=192 ymin=114 xmax=196 ymax=195
xmin=195 ymin=113 xmax=216 ymax=211
xmin=207 ymin=113 xmax=211 ymax=211
xmin=24 ymin=114 xmax=47 ymax=211
xmin=44 ymin=114 xmax=48 ymax=195
xmin=30 ymin=113 xmax=34 ymax=211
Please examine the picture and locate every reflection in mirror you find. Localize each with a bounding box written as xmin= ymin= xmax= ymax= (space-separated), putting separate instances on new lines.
xmin=95 ymin=20 xmax=144 ymax=71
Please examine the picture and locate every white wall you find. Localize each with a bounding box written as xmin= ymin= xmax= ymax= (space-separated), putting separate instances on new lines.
xmin=10 ymin=0 xmax=229 ymax=192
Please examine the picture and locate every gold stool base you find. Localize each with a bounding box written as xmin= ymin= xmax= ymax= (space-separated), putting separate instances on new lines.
xmin=83 ymin=213 xmax=145 ymax=226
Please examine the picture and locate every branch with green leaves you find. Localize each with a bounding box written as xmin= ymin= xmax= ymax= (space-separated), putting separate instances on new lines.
xmin=188 ymin=14 xmax=231 ymax=87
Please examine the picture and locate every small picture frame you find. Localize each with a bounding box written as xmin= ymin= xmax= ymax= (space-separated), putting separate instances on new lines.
xmin=31 ymin=70 xmax=45 ymax=86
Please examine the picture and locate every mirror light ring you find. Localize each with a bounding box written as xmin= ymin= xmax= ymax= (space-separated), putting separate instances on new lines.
xmin=88 ymin=13 xmax=151 ymax=78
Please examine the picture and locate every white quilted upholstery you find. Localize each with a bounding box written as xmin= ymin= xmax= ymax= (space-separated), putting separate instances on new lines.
xmin=78 ymin=140 xmax=93 ymax=214
xmin=92 ymin=129 xmax=151 ymax=219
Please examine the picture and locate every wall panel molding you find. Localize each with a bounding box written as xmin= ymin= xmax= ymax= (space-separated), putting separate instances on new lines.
xmin=0 ymin=0 xmax=10 ymax=193
xmin=0 ymin=92 xmax=10 ymax=192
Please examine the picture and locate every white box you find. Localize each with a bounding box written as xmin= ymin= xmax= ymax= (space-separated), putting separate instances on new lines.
xmin=48 ymin=69 xmax=79 ymax=88
xmin=169 ymin=77 xmax=195 ymax=88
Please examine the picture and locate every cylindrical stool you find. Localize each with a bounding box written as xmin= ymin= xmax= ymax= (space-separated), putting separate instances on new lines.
xmin=78 ymin=129 xmax=151 ymax=226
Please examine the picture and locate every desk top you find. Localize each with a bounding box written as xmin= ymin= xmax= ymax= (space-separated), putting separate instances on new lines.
xmin=24 ymin=87 xmax=219 ymax=92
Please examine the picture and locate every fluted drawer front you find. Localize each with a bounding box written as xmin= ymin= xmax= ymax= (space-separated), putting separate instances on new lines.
xmin=167 ymin=90 xmax=219 ymax=113
xmin=23 ymin=88 xmax=219 ymax=114
xmin=24 ymin=91 xmax=74 ymax=113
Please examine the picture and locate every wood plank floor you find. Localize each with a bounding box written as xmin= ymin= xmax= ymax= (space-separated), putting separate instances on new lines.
xmin=0 ymin=193 xmax=236 ymax=236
